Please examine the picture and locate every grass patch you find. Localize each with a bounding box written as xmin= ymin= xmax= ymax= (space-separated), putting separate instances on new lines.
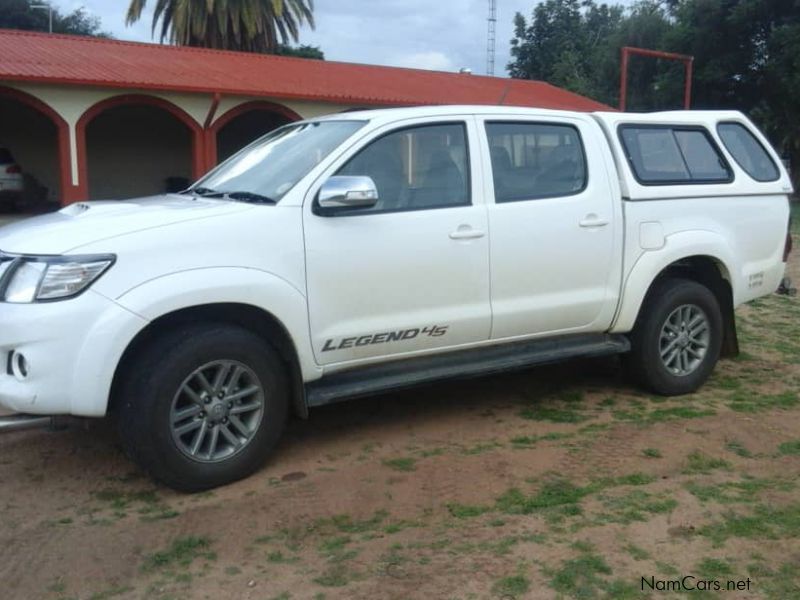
xmin=267 ymin=550 xmax=299 ymax=564
xmin=686 ymin=478 xmax=792 ymax=505
xmin=682 ymin=450 xmax=732 ymax=474
xmin=141 ymin=536 xmax=215 ymax=572
xmin=701 ymin=503 xmax=800 ymax=545
xmin=88 ymin=586 xmax=134 ymax=600
xmin=642 ymin=448 xmax=662 ymax=458
xmin=596 ymin=490 xmax=678 ymax=524
xmin=492 ymin=573 xmax=530 ymax=598
xmin=726 ymin=440 xmax=753 ymax=458
xmin=697 ymin=557 xmax=734 ymax=579
xmin=519 ymin=406 xmax=589 ymax=423
xmin=648 ymin=406 xmax=716 ymax=421
xmin=497 ymin=480 xmax=587 ymax=515
xmin=510 ymin=432 xmax=573 ymax=448
xmin=461 ymin=441 xmax=503 ymax=455
xmin=550 ymin=553 xmax=612 ymax=598
xmin=778 ymin=439 xmax=800 ymax=456
xmin=313 ymin=564 xmax=357 ymax=587
xmin=321 ymin=510 xmax=388 ymax=534
xmin=727 ymin=390 xmax=799 ymax=413
xmin=446 ymin=502 xmax=490 ymax=519
xmin=625 ymin=544 xmax=651 ymax=561
xmin=382 ymin=457 xmax=416 ymax=472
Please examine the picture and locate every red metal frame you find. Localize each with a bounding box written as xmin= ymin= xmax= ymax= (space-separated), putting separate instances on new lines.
xmin=619 ymin=46 xmax=694 ymax=111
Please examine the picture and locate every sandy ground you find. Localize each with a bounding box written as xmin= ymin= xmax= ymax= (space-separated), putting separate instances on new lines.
xmin=0 ymin=211 xmax=798 ymax=600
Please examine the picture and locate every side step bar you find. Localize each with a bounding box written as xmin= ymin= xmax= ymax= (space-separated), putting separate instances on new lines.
xmin=306 ymin=333 xmax=630 ymax=407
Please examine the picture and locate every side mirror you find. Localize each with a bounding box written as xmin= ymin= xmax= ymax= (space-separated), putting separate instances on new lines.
xmin=317 ymin=176 xmax=379 ymax=212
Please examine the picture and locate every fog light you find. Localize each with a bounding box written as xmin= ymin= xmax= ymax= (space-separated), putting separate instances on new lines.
xmin=10 ymin=351 xmax=29 ymax=381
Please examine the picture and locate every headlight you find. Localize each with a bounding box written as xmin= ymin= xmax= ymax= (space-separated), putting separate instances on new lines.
xmin=0 ymin=253 xmax=115 ymax=303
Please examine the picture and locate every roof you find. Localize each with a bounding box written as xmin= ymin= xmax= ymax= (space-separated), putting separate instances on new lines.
xmin=0 ymin=29 xmax=610 ymax=112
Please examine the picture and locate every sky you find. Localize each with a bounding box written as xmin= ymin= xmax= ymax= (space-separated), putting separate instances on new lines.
xmin=52 ymin=0 xmax=544 ymax=77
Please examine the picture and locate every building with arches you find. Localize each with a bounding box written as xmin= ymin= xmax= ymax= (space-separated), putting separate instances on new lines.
xmin=0 ymin=29 xmax=608 ymax=205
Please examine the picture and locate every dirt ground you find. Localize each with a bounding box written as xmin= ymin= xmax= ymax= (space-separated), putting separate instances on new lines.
xmin=1 ymin=211 xmax=799 ymax=600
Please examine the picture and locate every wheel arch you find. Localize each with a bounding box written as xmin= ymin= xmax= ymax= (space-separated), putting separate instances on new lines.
xmin=109 ymin=303 xmax=308 ymax=418
xmin=614 ymin=253 xmax=738 ymax=358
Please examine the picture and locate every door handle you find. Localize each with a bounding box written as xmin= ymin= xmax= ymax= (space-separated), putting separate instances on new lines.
xmin=449 ymin=226 xmax=486 ymax=240
xmin=579 ymin=214 xmax=609 ymax=228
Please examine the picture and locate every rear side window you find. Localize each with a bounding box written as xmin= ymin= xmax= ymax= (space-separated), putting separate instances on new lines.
xmin=717 ymin=122 xmax=780 ymax=182
xmin=0 ymin=149 xmax=14 ymax=164
xmin=619 ymin=126 xmax=732 ymax=185
xmin=486 ymin=122 xmax=586 ymax=202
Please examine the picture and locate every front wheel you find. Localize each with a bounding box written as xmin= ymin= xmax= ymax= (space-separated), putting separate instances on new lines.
xmin=117 ymin=324 xmax=288 ymax=491
xmin=626 ymin=278 xmax=723 ymax=396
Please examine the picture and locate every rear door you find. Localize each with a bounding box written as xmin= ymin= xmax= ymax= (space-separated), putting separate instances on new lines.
xmin=478 ymin=115 xmax=622 ymax=339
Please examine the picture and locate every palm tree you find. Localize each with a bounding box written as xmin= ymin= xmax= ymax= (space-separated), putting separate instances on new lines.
xmin=126 ymin=0 xmax=315 ymax=54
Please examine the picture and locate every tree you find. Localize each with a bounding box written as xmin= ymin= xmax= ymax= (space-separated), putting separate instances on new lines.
xmin=507 ymin=0 xmax=800 ymax=179
xmin=126 ymin=0 xmax=316 ymax=54
xmin=278 ymin=44 xmax=324 ymax=60
xmin=0 ymin=0 xmax=110 ymax=37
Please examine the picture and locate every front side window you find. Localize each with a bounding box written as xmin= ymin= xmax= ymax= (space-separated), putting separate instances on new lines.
xmin=335 ymin=123 xmax=470 ymax=213
xmin=192 ymin=120 xmax=366 ymax=201
xmin=620 ymin=126 xmax=732 ymax=185
xmin=717 ymin=122 xmax=780 ymax=182
xmin=485 ymin=122 xmax=586 ymax=202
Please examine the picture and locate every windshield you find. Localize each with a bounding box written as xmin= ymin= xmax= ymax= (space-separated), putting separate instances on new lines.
xmin=190 ymin=120 xmax=366 ymax=202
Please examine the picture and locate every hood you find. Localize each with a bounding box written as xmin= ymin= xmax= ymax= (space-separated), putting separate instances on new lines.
xmin=0 ymin=195 xmax=255 ymax=255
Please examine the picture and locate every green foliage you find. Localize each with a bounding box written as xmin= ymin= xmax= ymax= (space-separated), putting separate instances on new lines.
xmin=278 ymin=44 xmax=324 ymax=60
xmin=492 ymin=573 xmax=531 ymax=598
xmin=382 ymin=457 xmax=417 ymax=472
xmin=508 ymin=0 xmax=800 ymax=182
xmin=126 ymin=0 xmax=316 ymax=54
xmin=0 ymin=0 xmax=110 ymax=37
xmin=141 ymin=536 xmax=215 ymax=571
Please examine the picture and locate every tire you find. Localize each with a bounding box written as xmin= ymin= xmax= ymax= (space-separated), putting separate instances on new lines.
xmin=626 ymin=278 xmax=723 ymax=396
xmin=117 ymin=324 xmax=288 ymax=492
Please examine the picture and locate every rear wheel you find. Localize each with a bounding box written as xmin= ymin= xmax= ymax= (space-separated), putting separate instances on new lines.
xmin=626 ymin=278 xmax=723 ymax=396
xmin=117 ymin=324 xmax=288 ymax=491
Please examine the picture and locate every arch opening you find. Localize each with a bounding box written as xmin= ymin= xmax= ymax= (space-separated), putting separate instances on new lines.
xmin=211 ymin=102 xmax=301 ymax=166
xmin=0 ymin=88 xmax=69 ymax=212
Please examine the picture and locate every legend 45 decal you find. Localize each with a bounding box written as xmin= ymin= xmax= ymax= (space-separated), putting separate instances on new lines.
xmin=321 ymin=325 xmax=449 ymax=352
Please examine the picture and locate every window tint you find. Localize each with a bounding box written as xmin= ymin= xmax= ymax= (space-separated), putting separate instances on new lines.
xmin=717 ymin=122 xmax=780 ymax=182
xmin=336 ymin=123 xmax=469 ymax=213
xmin=620 ymin=126 xmax=732 ymax=185
xmin=486 ymin=122 xmax=586 ymax=202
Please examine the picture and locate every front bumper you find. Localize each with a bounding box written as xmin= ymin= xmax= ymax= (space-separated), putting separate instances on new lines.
xmin=0 ymin=290 xmax=147 ymax=416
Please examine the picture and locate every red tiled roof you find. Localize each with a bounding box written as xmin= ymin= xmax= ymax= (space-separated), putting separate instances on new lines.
xmin=0 ymin=29 xmax=610 ymax=111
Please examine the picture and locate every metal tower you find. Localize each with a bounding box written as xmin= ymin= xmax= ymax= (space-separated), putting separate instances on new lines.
xmin=487 ymin=0 xmax=497 ymax=76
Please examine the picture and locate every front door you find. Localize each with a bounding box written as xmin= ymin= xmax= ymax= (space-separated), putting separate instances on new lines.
xmin=304 ymin=120 xmax=492 ymax=366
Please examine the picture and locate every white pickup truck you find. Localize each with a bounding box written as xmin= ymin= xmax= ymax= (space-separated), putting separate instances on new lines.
xmin=0 ymin=106 xmax=793 ymax=490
